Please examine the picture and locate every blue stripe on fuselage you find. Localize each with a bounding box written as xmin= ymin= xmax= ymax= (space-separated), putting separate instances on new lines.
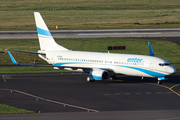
xmin=54 ymin=62 xmax=92 ymax=66
xmin=117 ymin=65 xmax=166 ymax=77
xmin=37 ymin=27 xmax=52 ymax=37
xmin=54 ymin=62 xmax=167 ymax=77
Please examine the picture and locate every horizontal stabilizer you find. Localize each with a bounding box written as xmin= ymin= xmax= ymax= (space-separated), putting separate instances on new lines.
xmin=148 ymin=42 xmax=154 ymax=56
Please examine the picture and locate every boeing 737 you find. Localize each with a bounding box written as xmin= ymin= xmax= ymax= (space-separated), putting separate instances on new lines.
xmin=7 ymin=12 xmax=176 ymax=84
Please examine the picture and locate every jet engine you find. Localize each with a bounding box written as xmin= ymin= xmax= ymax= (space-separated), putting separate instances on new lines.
xmin=88 ymin=69 xmax=109 ymax=81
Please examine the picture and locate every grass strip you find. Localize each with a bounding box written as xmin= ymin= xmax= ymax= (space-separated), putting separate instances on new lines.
xmin=1 ymin=0 xmax=180 ymax=30
xmin=0 ymin=104 xmax=34 ymax=114
xmin=0 ymin=67 xmax=69 ymax=73
xmin=0 ymin=38 xmax=180 ymax=72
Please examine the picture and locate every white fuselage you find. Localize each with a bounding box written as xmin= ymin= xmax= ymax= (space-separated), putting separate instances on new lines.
xmin=42 ymin=50 xmax=175 ymax=78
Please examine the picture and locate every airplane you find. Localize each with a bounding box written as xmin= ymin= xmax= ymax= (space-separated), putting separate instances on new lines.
xmin=7 ymin=12 xmax=176 ymax=84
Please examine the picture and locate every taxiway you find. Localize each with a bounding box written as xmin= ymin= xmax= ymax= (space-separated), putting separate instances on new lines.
xmin=0 ymin=28 xmax=180 ymax=39
xmin=0 ymin=71 xmax=180 ymax=119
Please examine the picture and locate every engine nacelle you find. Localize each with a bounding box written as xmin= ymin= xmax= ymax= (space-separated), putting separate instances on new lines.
xmin=89 ymin=69 xmax=109 ymax=80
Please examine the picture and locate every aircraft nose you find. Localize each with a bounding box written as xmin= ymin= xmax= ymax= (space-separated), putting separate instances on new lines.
xmin=167 ymin=66 xmax=176 ymax=74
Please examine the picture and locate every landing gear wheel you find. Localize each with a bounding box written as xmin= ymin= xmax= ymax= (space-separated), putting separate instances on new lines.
xmin=87 ymin=77 xmax=94 ymax=82
xmin=110 ymin=76 xmax=117 ymax=80
xmin=113 ymin=76 xmax=118 ymax=80
xmin=87 ymin=77 xmax=91 ymax=82
xmin=158 ymin=80 xmax=162 ymax=84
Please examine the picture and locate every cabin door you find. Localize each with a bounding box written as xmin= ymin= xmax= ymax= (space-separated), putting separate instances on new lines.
xmin=51 ymin=54 xmax=55 ymax=64
xmin=149 ymin=60 xmax=154 ymax=70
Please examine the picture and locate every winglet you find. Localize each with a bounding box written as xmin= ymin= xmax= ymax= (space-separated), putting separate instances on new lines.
xmin=7 ymin=51 xmax=18 ymax=65
xmin=148 ymin=42 xmax=154 ymax=56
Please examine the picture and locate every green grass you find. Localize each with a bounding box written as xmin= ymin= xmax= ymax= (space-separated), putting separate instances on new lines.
xmin=1 ymin=0 xmax=180 ymax=30
xmin=0 ymin=38 xmax=180 ymax=73
xmin=0 ymin=67 xmax=69 ymax=73
xmin=0 ymin=104 xmax=35 ymax=114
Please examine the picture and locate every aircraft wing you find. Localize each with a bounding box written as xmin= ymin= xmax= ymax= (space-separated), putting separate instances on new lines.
xmin=7 ymin=49 xmax=45 ymax=55
xmin=7 ymin=51 xmax=54 ymax=67
xmin=7 ymin=51 xmax=113 ymax=72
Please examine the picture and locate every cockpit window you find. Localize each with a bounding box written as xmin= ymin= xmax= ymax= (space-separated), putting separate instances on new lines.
xmin=164 ymin=63 xmax=170 ymax=66
xmin=159 ymin=63 xmax=171 ymax=66
xmin=159 ymin=63 xmax=164 ymax=66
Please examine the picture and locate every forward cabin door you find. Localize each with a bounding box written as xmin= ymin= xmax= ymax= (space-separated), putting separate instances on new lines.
xmin=149 ymin=60 xmax=154 ymax=70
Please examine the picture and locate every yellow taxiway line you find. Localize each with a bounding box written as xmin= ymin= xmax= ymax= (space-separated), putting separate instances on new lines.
xmin=146 ymin=83 xmax=180 ymax=97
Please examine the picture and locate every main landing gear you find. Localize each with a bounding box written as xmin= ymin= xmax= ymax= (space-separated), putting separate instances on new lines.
xmin=157 ymin=80 xmax=162 ymax=84
xmin=87 ymin=76 xmax=91 ymax=82
xmin=87 ymin=77 xmax=94 ymax=82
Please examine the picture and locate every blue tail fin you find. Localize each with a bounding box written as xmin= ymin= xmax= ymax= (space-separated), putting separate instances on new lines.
xmin=148 ymin=42 xmax=154 ymax=56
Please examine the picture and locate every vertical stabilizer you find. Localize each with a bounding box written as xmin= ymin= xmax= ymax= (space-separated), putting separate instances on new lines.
xmin=34 ymin=12 xmax=69 ymax=51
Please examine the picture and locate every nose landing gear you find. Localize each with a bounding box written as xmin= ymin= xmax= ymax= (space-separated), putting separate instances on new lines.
xmin=157 ymin=77 xmax=165 ymax=84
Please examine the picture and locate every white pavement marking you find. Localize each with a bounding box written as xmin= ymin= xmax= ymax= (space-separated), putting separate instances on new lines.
xmin=0 ymin=88 xmax=99 ymax=112
xmin=78 ymin=32 xmax=161 ymax=36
